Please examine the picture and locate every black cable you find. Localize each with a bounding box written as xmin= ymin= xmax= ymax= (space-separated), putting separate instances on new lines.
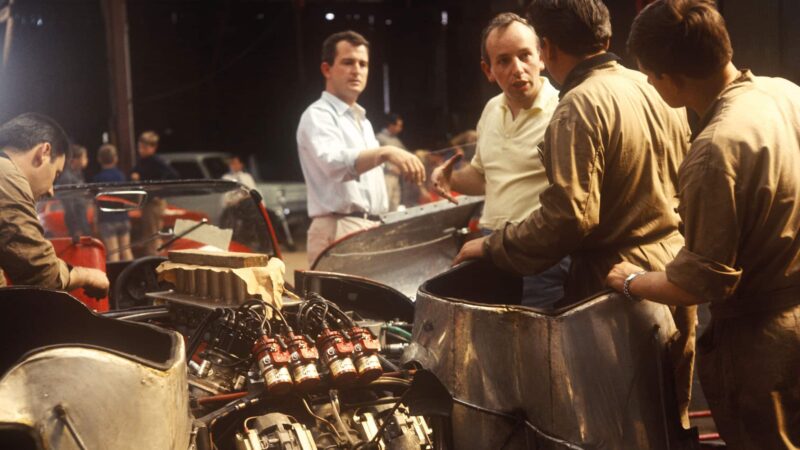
xmin=241 ymin=297 xmax=291 ymax=331
xmin=187 ymin=308 xmax=223 ymax=359
xmin=117 ymin=309 xmax=172 ymax=322
xmin=198 ymin=391 xmax=263 ymax=427
xmin=256 ymin=298 xmax=292 ymax=330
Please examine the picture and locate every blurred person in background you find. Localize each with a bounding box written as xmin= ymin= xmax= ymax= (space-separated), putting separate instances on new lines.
xmin=449 ymin=129 xmax=478 ymax=162
xmin=57 ymin=144 xmax=91 ymax=238
xmin=376 ymin=113 xmax=407 ymax=211
xmin=222 ymin=155 xmax=256 ymax=190
xmin=130 ymin=130 xmax=177 ymax=182
xmin=92 ymin=144 xmax=133 ymax=262
xmin=131 ymin=130 xmax=177 ymax=255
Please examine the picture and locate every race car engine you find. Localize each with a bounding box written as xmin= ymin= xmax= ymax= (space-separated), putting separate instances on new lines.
xmin=131 ymin=252 xmax=429 ymax=450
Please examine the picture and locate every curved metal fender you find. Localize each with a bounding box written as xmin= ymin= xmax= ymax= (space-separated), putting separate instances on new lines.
xmin=404 ymin=269 xmax=694 ymax=449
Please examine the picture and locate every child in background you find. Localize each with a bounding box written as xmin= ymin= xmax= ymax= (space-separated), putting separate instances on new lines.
xmin=92 ymin=144 xmax=133 ymax=262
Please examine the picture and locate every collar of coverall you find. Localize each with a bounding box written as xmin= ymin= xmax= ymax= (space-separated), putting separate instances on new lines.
xmin=558 ymin=52 xmax=621 ymax=100
xmin=689 ymin=69 xmax=754 ymax=142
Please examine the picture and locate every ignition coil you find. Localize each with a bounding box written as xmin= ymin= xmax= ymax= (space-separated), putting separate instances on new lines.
xmin=285 ymin=332 xmax=321 ymax=391
xmin=348 ymin=327 xmax=383 ymax=383
xmin=251 ymin=335 xmax=292 ymax=395
xmin=316 ymin=329 xmax=357 ymax=386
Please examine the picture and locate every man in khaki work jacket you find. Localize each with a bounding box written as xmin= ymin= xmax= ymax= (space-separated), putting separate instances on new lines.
xmin=0 ymin=113 xmax=109 ymax=298
xmin=609 ymin=1 xmax=800 ymax=447
xmin=453 ymin=0 xmax=697 ymax=427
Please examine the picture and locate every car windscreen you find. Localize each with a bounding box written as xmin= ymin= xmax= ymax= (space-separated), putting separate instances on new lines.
xmin=42 ymin=180 xmax=275 ymax=259
xmin=169 ymin=161 xmax=205 ymax=179
xmin=203 ymin=156 xmax=229 ymax=179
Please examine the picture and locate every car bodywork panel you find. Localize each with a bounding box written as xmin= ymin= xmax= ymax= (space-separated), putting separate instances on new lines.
xmin=311 ymin=196 xmax=484 ymax=300
xmin=403 ymin=260 xmax=696 ymax=450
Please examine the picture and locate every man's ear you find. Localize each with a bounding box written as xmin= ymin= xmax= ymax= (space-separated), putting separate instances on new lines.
xmin=480 ymin=60 xmax=495 ymax=83
xmin=663 ymin=73 xmax=685 ymax=90
xmin=541 ymin=37 xmax=556 ymax=64
xmin=31 ymin=142 xmax=51 ymax=168
xmin=320 ymin=61 xmax=331 ymax=79
xmin=536 ymin=51 xmax=545 ymax=71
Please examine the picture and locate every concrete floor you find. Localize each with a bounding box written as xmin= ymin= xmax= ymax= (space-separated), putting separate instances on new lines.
xmin=280 ymin=249 xmax=307 ymax=286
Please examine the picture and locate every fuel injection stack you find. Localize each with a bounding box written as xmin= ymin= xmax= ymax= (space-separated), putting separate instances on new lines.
xmin=250 ymin=293 xmax=383 ymax=395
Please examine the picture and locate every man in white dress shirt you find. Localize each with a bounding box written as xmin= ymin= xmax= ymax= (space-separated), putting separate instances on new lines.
xmin=297 ymin=30 xmax=425 ymax=265
xmin=222 ymin=155 xmax=256 ymax=190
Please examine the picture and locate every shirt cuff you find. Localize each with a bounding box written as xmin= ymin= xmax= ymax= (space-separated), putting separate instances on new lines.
xmin=343 ymin=148 xmax=360 ymax=180
xmin=58 ymin=259 xmax=72 ymax=290
xmin=666 ymin=247 xmax=742 ymax=302
xmin=484 ymin=223 xmax=525 ymax=275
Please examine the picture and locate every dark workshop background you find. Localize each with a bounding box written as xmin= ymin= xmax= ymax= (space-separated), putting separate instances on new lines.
xmin=0 ymin=0 xmax=797 ymax=180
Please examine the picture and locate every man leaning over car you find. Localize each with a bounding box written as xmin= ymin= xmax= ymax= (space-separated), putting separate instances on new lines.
xmin=0 ymin=113 xmax=109 ymax=298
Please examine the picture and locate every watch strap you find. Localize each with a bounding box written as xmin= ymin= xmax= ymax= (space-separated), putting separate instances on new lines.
xmin=623 ymin=271 xmax=647 ymax=302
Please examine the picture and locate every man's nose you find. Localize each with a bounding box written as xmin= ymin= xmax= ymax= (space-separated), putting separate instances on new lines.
xmin=511 ymin=57 xmax=524 ymax=73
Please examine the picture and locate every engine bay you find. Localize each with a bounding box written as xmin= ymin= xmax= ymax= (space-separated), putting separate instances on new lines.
xmin=113 ymin=249 xmax=432 ymax=450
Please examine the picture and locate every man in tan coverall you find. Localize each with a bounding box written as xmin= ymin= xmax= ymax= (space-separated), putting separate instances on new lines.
xmin=453 ymin=0 xmax=696 ymax=426
xmin=609 ymin=1 xmax=800 ymax=448
xmin=0 ymin=113 xmax=108 ymax=298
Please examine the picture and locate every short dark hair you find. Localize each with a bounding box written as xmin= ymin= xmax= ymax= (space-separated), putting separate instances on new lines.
xmin=386 ymin=113 xmax=401 ymax=126
xmin=628 ymin=0 xmax=732 ymax=78
xmin=97 ymin=144 xmax=118 ymax=166
xmin=69 ymin=144 xmax=87 ymax=161
xmin=480 ymin=13 xmax=537 ymax=64
xmin=321 ymin=30 xmax=370 ymax=65
xmin=527 ymin=0 xmax=611 ymax=57
xmin=0 ymin=113 xmax=70 ymax=160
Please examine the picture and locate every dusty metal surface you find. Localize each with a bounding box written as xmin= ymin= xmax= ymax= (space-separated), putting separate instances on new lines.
xmin=403 ymin=261 xmax=696 ymax=450
xmin=312 ymin=197 xmax=484 ymax=300
xmin=0 ymin=347 xmax=191 ymax=450
xmin=0 ymin=288 xmax=192 ymax=449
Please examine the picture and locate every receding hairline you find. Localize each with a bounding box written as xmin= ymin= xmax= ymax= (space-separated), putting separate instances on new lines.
xmin=483 ymin=20 xmax=540 ymax=63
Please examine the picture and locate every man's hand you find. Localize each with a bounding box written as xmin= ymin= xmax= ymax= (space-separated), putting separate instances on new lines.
xmin=431 ymin=152 xmax=463 ymax=204
xmin=383 ymin=147 xmax=426 ymax=185
xmin=606 ymin=261 xmax=646 ymax=293
xmin=453 ymin=236 xmax=488 ymax=265
xmin=68 ymin=266 xmax=110 ymax=299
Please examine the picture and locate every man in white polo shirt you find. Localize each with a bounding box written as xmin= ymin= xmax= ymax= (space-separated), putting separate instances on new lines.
xmin=433 ymin=13 xmax=565 ymax=307
xmin=297 ymin=30 xmax=425 ymax=265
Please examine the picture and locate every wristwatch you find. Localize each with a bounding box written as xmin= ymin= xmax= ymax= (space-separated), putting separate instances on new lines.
xmin=623 ymin=271 xmax=647 ymax=302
